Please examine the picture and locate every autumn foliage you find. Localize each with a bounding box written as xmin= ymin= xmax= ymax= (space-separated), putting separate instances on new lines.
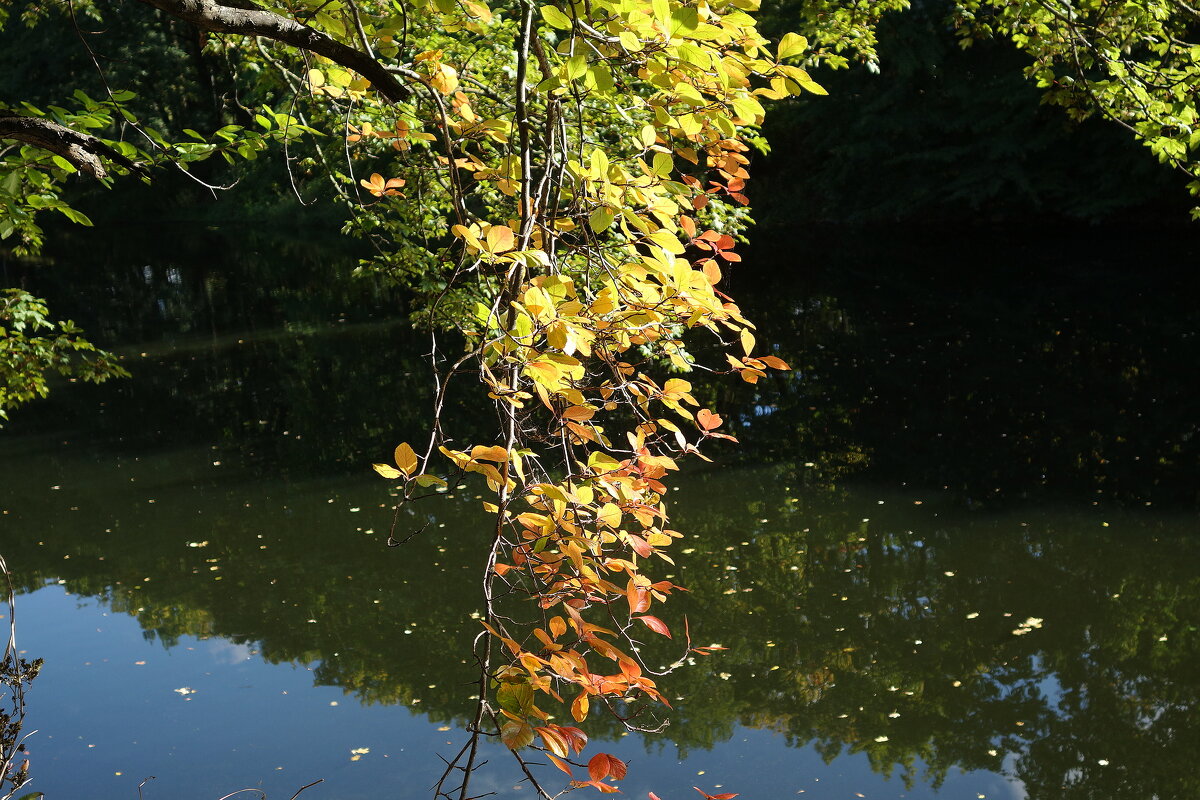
xmin=352 ymin=0 xmax=809 ymax=795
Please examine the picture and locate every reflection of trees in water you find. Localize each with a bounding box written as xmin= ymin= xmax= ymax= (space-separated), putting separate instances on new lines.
xmin=718 ymin=231 xmax=1200 ymax=507
xmin=663 ymin=471 xmax=1200 ymax=798
xmin=5 ymin=456 xmax=1197 ymax=799
xmin=8 ymin=227 xmax=1199 ymax=503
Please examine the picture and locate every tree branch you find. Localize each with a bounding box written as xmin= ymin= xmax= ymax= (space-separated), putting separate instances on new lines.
xmin=0 ymin=115 xmax=141 ymax=178
xmin=136 ymin=0 xmax=410 ymax=102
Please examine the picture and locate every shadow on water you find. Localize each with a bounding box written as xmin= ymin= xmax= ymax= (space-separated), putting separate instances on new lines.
xmin=1 ymin=224 xmax=1198 ymax=798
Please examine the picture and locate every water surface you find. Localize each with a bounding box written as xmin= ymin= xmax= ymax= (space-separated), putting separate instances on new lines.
xmin=2 ymin=230 xmax=1197 ymax=799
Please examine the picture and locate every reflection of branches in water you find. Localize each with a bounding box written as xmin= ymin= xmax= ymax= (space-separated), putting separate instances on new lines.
xmin=0 ymin=553 xmax=42 ymax=800
xmin=135 ymin=777 xmax=325 ymax=800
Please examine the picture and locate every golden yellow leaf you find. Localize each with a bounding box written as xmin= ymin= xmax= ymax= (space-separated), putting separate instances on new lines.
xmin=372 ymin=463 xmax=403 ymax=480
xmin=394 ymin=442 xmax=419 ymax=476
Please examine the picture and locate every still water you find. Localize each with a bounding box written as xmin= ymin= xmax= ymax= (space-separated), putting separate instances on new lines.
xmin=2 ymin=229 xmax=1198 ymax=799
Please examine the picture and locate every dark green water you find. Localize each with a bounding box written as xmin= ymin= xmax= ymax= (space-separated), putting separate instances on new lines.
xmin=1 ymin=228 xmax=1197 ymax=799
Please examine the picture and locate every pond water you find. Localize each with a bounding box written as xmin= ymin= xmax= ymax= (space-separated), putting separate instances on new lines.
xmin=2 ymin=228 xmax=1198 ymax=800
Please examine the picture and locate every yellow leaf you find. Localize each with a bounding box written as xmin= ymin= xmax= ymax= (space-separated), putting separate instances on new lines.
xmin=571 ymin=692 xmax=590 ymax=722
xmin=740 ymin=327 xmax=756 ymax=356
xmin=431 ymin=63 xmax=459 ymax=94
xmin=596 ymin=502 xmax=622 ymax=529
xmin=470 ymin=444 xmax=510 ymax=462
xmin=394 ymin=442 xmax=419 ymax=476
xmin=372 ymin=463 xmax=403 ymax=480
xmin=486 ymin=224 xmax=516 ymax=254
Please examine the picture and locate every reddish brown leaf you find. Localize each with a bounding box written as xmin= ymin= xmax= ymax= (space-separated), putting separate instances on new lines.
xmin=557 ymin=725 xmax=589 ymax=754
xmin=627 ymin=532 xmax=654 ymax=558
xmin=589 ymin=753 xmax=613 ymax=782
xmin=637 ymin=615 xmax=672 ymax=638
xmin=694 ymin=788 xmax=739 ymax=800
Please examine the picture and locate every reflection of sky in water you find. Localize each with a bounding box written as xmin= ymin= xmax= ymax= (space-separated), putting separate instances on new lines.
xmin=18 ymin=585 xmax=1020 ymax=799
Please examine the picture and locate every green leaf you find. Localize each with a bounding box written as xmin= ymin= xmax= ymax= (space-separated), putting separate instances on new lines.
xmin=58 ymin=206 xmax=93 ymax=227
xmin=588 ymin=206 xmax=615 ymax=233
xmin=777 ymin=32 xmax=807 ymax=61
xmin=651 ymin=151 xmax=674 ymax=177
xmin=540 ymin=4 xmax=572 ymax=29
xmin=414 ymin=474 xmax=448 ymax=488
xmin=50 ymin=155 xmax=77 ymax=174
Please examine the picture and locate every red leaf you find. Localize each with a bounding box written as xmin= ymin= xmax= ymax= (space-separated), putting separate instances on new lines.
xmin=589 ymin=753 xmax=613 ymax=782
xmin=588 ymin=753 xmax=628 ymax=782
xmin=637 ymin=615 xmax=672 ymax=638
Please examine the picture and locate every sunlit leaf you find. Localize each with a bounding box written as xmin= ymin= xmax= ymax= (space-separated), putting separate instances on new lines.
xmin=373 ymin=463 xmax=403 ymax=480
xmin=394 ymin=442 xmax=418 ymax=476
xmin=540 ymin=4 xmax=572 ymax=29
xmin=777 ymin=32 xmax=807 ymax=61
xmin=637 ymin=615 xmax=672 ymax=638
xmin=486 ymin=224 xmax=516 ymax=254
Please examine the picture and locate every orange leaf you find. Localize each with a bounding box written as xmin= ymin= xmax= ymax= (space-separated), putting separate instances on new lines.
xmin=562 ymin=405 xmax=596 ymax=422
xmin=627 ymin=583 xmax=651 ymax=614
xmin=558 ymin=725 xmax=589 ymax=754
xmin=548 ymin=753 xmax=573 ymax=776
xmin=537 ymin=726 xmax=570 ymax=758
xmin=696 ymin=409 xmax=723 ymax=430
xmin=637 ymin=615 xmax=672 ymax=638
xmin=759 ymin=355 xmax=790 ymax=370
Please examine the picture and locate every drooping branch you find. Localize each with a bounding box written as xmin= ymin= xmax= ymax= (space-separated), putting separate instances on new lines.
xmin=0 ymin=115 xmax=142 ymax=179
xmin=136 ymin=0 xmax=410 ymax=103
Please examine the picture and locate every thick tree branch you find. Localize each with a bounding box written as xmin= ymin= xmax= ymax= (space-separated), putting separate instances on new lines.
xmin=0 ymin=115 xmax=140 ymax=178
xmin=137 ymin=0 xmax=410 ymax=102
